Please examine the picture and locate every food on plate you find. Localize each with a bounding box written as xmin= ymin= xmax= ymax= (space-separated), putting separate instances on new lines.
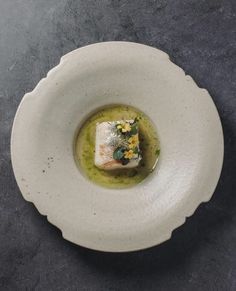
xmin=74 ymin=105 xmax=160 ymax=189
xmin=95 ymin=119 xmax=141 ymax=170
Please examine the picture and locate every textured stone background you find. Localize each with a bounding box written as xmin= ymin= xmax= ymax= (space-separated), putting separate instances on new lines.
xmin=0 ymin=0 xmax=236 ymax=290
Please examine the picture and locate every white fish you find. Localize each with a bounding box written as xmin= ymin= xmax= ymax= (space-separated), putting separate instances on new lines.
xmin=95 ymin=121 xmax=141 ymax=170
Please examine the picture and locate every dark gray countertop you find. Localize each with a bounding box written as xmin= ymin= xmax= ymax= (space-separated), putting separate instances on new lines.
xmin=1 ymin=1 xmax=236 ymax=290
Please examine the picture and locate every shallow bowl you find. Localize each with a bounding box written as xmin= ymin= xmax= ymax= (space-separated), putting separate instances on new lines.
xmin=11 ymin=42 xmax=224 ymax=252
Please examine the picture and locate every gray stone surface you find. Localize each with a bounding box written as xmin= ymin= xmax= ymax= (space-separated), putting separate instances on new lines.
xmin=0 ymin=0 xmax=236 ymax=290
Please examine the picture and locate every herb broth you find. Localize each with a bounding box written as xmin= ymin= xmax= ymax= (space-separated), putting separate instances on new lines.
xmin=74 ymin=105 xmax=160 ymax=188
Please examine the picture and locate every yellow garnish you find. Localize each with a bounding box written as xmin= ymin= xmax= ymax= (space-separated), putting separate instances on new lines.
xmin=117 ymin=122 xmax=131 ymax=133
xmin=128 ymin=134 xmax=139 ymax=149
xmin=124 ymin=149 xmax=135 ymax=159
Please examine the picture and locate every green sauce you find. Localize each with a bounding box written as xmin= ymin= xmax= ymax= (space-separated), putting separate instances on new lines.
xmin=74 ymin=105 xmax=160 ymax=188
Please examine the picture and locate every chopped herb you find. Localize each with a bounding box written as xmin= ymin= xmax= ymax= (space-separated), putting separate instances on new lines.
xmin=130 ymin=124 xmax=138 ymax=135
xmin=133 ymin=147 xmax=139 ymax=154
xmin=155 ymin=149 xmax=160 ymax=156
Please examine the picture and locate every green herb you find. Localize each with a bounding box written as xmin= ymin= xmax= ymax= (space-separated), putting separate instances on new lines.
xmin=133 ymin=147 xmax=139 ymax=154
xmin=155 ymin=149 xmax=160 ymax=156
xmin=113 ymin=146 xmax=125 ymax=160
xmin=130 ymin=123 xmax=138 ymax=135
xmin=134 ymin=116 xmax=142 ymax=122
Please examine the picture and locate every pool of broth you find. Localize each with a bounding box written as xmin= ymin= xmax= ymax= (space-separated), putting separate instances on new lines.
xmin=74 ymin=105 xmax=160 ymax=188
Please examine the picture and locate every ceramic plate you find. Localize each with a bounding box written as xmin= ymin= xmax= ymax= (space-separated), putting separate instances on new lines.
xmin=11 ymin=42 xmax=224 ymax=252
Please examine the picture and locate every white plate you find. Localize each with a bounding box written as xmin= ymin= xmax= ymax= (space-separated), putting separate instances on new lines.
xmin=11 ymin=42 xmax=224 ymax=252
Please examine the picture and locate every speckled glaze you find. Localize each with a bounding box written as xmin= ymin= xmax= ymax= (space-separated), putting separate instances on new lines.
xmin=11 ymin=42 xmax=224 ymax=252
